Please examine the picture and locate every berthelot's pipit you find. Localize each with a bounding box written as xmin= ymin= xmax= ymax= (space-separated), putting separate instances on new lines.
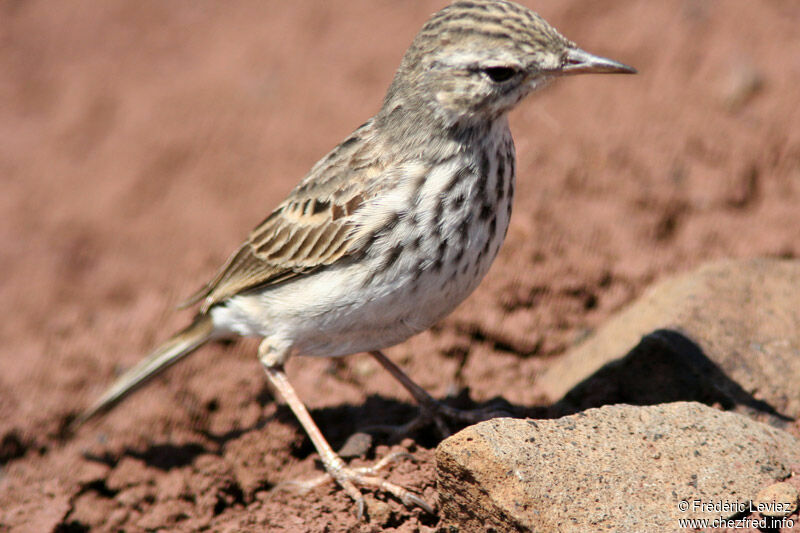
xmin=76 ymin=0 xmax=634 ymax=516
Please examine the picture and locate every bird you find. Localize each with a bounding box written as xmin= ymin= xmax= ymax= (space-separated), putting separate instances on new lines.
xmin=74 ymin=0 xmax=635 ymax=518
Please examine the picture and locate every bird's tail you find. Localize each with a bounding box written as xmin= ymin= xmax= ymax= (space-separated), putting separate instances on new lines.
xmin=73 ymin=313 xmax=216 ymax=427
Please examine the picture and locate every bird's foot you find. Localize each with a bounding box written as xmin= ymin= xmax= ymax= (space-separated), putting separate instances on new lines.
xmin=275 ymin=451 xmax=433 ymax=519
xmin=364 ymin=351 xmax=512 ymax=440
xmin=367 ymin=399 xmax=513 ymax=441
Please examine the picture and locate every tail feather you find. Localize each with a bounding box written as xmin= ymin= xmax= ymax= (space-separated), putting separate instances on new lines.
xmin=74 ymin=313 xmax=216 ymax=427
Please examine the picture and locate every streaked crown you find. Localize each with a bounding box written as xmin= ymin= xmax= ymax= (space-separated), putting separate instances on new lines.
xmin=380 ymin=0 xmax=634 ymax=126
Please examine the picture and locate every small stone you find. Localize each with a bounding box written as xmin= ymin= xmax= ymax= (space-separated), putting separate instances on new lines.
xmin=338 ymin=432 xmax=372 ymax=459
xmin=106 ymin=456 xmax=151 ymax=491
xmin=755 ymin=482 xmax=798 ymax=517
xmin=107 ymin=508 xmax=129 ymax=529
xmin=352 ymin=358 xmax=378 ymax=378
xmin=72 ymin=460 xmax=111 ymax=486
xmin=366 ymin=498 xmax=393 ymax=526
xmin=720 ymin=61 xmax=764 ymax=112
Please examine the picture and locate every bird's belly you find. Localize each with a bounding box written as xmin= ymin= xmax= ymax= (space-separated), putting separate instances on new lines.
xmin=297 ymin=207 xmax=510 ymax=356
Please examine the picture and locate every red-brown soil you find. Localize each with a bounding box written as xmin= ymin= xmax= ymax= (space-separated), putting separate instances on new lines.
xmin=2 ymin=1 xmax=800 ymax=531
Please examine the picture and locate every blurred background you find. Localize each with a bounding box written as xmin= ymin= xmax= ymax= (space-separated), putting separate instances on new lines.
xmin=2 ymin=0 xmax=799 ymax=530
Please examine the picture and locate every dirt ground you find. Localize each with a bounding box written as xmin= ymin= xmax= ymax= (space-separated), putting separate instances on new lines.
xmin=2 ymin=0 xmax=800 ymax=531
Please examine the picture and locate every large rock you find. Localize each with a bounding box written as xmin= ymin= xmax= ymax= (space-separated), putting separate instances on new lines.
xmin=436 ymin=402 xmax=800 ymax=532
xmin=538 ymin=259 xmax=800 ymax=422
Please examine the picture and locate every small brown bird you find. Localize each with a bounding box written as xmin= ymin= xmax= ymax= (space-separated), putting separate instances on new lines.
xmin=76 ymin=0 xmax=635 ymax=516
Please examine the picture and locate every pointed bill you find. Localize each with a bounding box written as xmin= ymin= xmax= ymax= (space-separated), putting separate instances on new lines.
xmin=560 ymin=47 xmax=637 ymax=75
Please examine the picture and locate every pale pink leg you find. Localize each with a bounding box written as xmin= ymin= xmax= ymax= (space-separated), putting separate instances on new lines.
xmin=261 ymin=360 xmax=433 ymax=517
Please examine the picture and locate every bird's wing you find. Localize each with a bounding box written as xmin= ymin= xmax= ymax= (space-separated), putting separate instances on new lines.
xmin=182 ymin=121 xmax=389 ymax=312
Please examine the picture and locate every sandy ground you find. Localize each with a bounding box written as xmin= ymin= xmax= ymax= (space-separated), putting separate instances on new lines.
xmin=2 ymin=0 xmax=800 ymax=531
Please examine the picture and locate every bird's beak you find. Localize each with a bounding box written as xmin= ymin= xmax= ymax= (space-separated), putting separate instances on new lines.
xmin=559 ymin=47 xmax=637 ymax=75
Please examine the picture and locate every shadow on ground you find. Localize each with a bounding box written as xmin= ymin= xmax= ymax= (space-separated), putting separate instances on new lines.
xmin=546 ymin=329 xmax=794 ymax=427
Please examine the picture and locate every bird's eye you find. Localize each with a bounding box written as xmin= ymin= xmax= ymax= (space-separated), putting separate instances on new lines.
xmin=482 ymin=66 xmax=517 ymax=83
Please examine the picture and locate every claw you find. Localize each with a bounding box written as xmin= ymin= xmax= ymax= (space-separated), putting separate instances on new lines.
xmin=272 ymin=452 xmax=433 ymax=517
xmin=404 ymin=492 xmax=435 ymax=514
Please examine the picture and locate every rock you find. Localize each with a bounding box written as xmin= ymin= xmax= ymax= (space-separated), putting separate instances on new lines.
xmin=436 ymin=403 xmax=800 ymax=532
xmin=365 ymin=498 xmax=394 ymax=527
xmin=719 ymin=60 xmax=764 ymax=112
xmin=538 ymin=259 xmax=800 ymax=423
xmin=337 ymin=432 xmax=373 ymax=459
xmin=755 ymin=482 xmax=798 ymax=518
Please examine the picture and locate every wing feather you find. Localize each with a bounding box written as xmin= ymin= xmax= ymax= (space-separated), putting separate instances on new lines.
xmin=180 ymin=120 xmax=383 ymax=312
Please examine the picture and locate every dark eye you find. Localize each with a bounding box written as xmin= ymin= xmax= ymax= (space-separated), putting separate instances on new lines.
xmin=483 ymin=66 xmax=517 ymax=83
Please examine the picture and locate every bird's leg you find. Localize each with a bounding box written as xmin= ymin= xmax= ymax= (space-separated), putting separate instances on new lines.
xmin=258 ymin=341 xmax=432 ymax=518
xmin=367 ymin=350 xmax=509 ymax=439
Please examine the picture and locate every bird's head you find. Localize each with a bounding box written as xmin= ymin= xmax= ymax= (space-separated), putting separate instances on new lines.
xmin=381 ymin=0 xmax=635 ymax=127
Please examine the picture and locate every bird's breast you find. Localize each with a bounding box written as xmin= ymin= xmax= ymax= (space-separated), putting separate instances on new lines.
xmin=357 ymin=125 xmax=516 ymax=332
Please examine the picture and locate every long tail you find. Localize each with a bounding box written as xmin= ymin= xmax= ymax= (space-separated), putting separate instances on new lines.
xmin=74 ymin=313 xmax=216 ymax=427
